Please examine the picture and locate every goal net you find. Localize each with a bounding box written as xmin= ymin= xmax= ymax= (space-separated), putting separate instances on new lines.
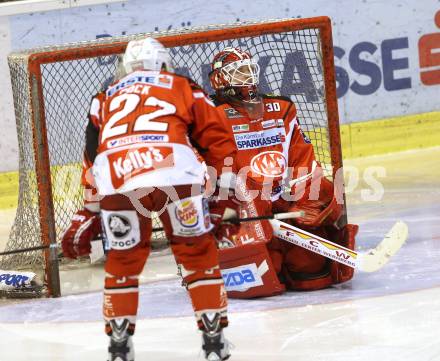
xmin=1 ymin=17 xmax=343 ymax=297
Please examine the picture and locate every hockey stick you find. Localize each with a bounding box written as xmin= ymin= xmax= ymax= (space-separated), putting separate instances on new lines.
xmin=270 ymin=219 xmax=408 ymax=272
xmin=150 ymin=211 xmax=304 ymax=232
xmin=0 ymin=212 xmax=304 ymax=257
xmin=0 ymin=244 xmax=58 ymax=257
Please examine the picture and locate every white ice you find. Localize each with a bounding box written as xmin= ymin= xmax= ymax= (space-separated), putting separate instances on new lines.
xmin=0 ymin=147 xmax=439 ymax=361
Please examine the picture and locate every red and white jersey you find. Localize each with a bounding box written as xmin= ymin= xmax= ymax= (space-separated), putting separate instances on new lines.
xmin=212 ymin=95 xmax=318 ymax=201
xmin=84 ymin=70 xmax=235 ymax=195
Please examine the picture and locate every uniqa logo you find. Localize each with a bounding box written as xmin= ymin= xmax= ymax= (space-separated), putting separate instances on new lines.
xmin=175 ymin=200 xmax=198 ymax=227
xmin=250 ymin=151 xmax=286 ymax=177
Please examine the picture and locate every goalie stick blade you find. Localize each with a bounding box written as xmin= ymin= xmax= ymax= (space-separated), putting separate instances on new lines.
xmin=358 ymin=221 xmax=408 ymax=273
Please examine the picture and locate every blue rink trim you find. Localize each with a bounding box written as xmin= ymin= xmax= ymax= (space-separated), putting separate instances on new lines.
xmin=1 ymin=207 xmax=440 ymax=324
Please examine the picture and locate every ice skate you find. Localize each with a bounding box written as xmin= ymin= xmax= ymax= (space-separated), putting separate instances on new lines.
xmin=201 ymin=313 xmax=231 ymax=361
xmin=107 ymin=319 xmax=135 ymax=361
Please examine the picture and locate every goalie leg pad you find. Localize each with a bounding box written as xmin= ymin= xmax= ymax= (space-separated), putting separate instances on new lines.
xmin=218 ymin=242 xmax=285 ymax=299
xmin=280 ymin=224 xmax=358 ymax=290
xmin=278 ymin=228 xmax=334 ymax=291
xmin=284 ymin=245 xmax=328 ymax=274
xmin=281 ymin=264 xmax=333 ymax=291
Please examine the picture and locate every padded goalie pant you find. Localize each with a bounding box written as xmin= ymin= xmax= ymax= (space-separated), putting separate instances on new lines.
xmin=100 ymin=185 xmax=228 ymax=334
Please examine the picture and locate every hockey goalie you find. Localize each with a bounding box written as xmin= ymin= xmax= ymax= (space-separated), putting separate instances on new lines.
xmin=207 ymin=47 xmax=359 ymax=298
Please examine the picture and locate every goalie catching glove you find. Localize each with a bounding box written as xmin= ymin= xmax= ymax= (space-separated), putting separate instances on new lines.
xmin=61 ymin=208 xmax=102 ymax=259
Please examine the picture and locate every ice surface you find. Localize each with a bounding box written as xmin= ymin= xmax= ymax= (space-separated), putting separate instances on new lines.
xmin=0 ymin=147 xmax=439 ymax=360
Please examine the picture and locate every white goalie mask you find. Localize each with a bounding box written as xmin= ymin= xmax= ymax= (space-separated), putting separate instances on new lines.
xmin=210 ymin=47 xmax=260 ymax=104
xmin=217 ymin=58 xmax=260 ymax=88
xmin=122 ymin=37 xmax=174 ymax=73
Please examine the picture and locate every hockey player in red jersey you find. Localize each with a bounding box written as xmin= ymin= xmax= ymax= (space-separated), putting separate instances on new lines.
xmin=208 ymin=46 xmax=358 ymax=298
xmin=61 ymin=38 xmax=235 ymax=361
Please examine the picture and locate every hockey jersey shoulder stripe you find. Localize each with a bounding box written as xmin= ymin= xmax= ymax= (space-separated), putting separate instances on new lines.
xmin=193 ymin=91 xmax=215 ymax=107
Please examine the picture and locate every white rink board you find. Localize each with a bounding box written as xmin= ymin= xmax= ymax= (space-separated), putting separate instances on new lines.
xmin=0 ymin=0 xmax=439 ymax=171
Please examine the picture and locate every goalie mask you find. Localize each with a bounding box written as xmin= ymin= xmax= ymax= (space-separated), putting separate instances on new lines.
xmin=209 ymin=47 xmax=261 ymax=105
xmin=123 ymin=37 xmax=174 ymax=74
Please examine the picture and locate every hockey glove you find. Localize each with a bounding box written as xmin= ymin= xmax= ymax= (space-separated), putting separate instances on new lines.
xmin=61 ymin=208 xmax=102 ymax=259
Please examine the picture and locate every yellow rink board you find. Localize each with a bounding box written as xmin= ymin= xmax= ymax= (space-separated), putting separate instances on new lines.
xmin=0 ymin=171 xmax=19 ymax=210
xmin=340 ymin=111 xmax=440 ymax=158
xmin=0 ymin=111 xmax=439 ymax=211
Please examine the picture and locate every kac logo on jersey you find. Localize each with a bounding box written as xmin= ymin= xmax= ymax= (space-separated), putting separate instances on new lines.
xmin=175 ymin=200 xmax=199 ymax=228
xmin=251 ymin=151 xmax=287 ymax=178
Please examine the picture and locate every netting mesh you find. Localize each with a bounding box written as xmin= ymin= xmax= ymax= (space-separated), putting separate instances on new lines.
xmin=1 ymin=23 xmax=332 ymax=277
xmin=3 ymin=58 xmax=41 ymax=268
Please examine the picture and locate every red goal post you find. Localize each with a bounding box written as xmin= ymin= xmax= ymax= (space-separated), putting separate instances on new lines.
xmin=2 ymin=16 xmax=345 ymax=297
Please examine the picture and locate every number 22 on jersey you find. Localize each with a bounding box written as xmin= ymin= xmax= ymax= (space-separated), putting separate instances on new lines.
xmin=101 ymin=93 xmax=175 ymax=142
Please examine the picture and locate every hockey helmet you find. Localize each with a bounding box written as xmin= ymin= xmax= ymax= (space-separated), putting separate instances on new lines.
xmin=122 ymin=37 xmax=174 ymax=73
